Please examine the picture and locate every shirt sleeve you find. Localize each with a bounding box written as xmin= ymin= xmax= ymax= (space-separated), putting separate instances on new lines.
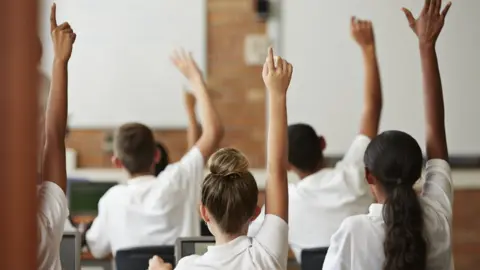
xmin=421 ymin=159 xmax=453 ymax=220
xmin=247 ymin=205 xmax=266 ymax=237
xmin=254 ymin=214 xmax=289 ymax=269
xmin=322 ymin=219 xmax=353 ymax=270
xmin=164 ymin=147 xmax=205 ymax=194
xmin=337 ymin=135 xmax=371 ymax=167
xmin=85 ymin=196 xmax=111 ymax=258
xmin=37 ymin=181 xmax=69 ymax=233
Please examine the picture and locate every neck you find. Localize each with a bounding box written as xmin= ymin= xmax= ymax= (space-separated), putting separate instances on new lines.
xmin=214 ymin=232 xmax=245 ymax=245
xmin=295 ymin=163 xmax=324 ymax=180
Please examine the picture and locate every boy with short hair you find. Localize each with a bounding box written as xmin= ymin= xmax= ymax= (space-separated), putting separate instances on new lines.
xmin=86 ymin=50 xmax=224 ymax=258
xmin=248 ymin=18 xmax=383 ymax=262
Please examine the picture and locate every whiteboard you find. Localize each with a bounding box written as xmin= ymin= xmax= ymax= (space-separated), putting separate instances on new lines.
xmin=281 ymin=0 xmax=480 ymax=155
xmin=39 ymin=0 xmax=206 ymax=128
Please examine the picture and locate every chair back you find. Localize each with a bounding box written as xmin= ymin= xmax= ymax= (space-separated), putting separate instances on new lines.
xmin=115 ymin=246 xmax=175 ymax=270
xmin=301 ymin=247 xmax=329 ymax=270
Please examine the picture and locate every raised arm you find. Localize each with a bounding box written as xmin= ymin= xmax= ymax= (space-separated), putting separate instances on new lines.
xmin=402 ymin=0 xmax=451 ymax=160
xmin=42 ymin=3 xmax=76 ymax=192
xmin=351 ymin=18 xmax=382 ymax=139
xmin=263 ymin=48 xmax=293 ymax=221
xmin=171 ymin=50 xmax=224 ymax=160
xmin=184 ymin=91 xmax=201 ymax=149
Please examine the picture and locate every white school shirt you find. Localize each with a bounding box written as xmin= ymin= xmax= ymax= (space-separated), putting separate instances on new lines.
xmin=86 ymin=147 xmax=204 ymax=258
xmin=38 ymin=181 xmax=69 ymax=270
xmin=323 ymin=159 xmax=454 ymax=270
xmin=176 ymin=214 xmax=289 ymax=270
xmin=248 ymin=135 xmax=373 ymax=261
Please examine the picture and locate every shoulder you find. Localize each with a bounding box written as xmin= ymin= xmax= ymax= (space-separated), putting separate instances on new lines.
xmin=98 ymin=184 xmax=126 ymax=205
xmin=176 ymin=255 xmax=201 ymax=269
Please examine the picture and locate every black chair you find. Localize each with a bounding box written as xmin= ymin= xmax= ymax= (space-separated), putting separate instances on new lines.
xmin=301 ymin=247 xmax=329 ymax=270
xmin=115 ymin=246 xmax=175 ymax=270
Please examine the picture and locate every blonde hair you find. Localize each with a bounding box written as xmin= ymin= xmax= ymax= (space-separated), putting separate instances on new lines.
xmin=201 ymin=148 xmax=258 ymax=234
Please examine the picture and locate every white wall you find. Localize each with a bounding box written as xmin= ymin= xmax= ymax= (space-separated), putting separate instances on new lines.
xmin=277 ymin=0 xmax=480 ymax=155
xmin=38 ymin=0 xmax=206 ymax=128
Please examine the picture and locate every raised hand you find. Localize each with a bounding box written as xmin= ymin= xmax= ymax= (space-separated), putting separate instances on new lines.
xmin=351 ymin=17 xmax=375 ymax=49
xmin=402 ymin=0 xmax=452 ymax=45
xmin=171 ymin=49 xmax=203 ymax=82
xmin=262 ymin=47 xmax=293 ymax=95
xmin=148 ymin=256 xmax=173 ymax=270
xmin=50 ymin=3 xmax=76 ymax=62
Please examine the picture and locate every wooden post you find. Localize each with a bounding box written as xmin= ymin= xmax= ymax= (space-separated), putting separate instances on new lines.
xmin=0 ymin=0 xmax=38 ymax=269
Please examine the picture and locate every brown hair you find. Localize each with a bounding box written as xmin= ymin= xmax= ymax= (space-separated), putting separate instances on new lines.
xmin=113 ymin=123 xmax=156 ymax=174
xmin=201 ymin=148 xmax=258 ymax=234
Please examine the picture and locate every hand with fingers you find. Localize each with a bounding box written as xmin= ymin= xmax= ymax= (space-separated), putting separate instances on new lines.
xmin=262 ymin=47 xmax=293 ymax=96
xmin=50 ymin=3 xmax=76 ymax=62
xmin=402 ymin=0 xmax=452 ymax=46
xmin=351 ymin=17 xmax=375 ymax=50
xmin=148 ymin=256 xmax=173 ymax=270
xmin=171 ymin=49 xmax=203 ymax=83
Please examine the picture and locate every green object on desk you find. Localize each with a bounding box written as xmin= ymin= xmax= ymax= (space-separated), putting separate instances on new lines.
xmin=69 ymin=181 xmax=116 ymax=215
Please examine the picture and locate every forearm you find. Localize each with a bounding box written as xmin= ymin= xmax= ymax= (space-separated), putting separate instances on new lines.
xmin=43 ymin=59 xmax=68 ymax=191
xmin=45 ymin=59 xmax=68 ymax=142
xmin=359 ymin=47 xmax=382 ymax=138
xmin=265 ymin=93 xmax=288 ymax=219
xmin=186 ymin=106 xmax=201 ymax=148
xmin=193 ymin=79 xmax=223 ymax=141
xmin=419 ymin=44 xmax=448 ymax=159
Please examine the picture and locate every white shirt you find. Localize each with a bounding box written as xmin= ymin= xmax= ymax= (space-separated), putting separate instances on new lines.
xmin=86 ymin=147 xmax=204 ymax=258
xmin=248 ymin=135 xmax=373 ymax=261
xmin=323 ymin=159 xmax=453 ymax=270
xmin=176 ymin=214 xmax=289 ymax=270
xmin=37 ymin=182 xmax=69 ymax=270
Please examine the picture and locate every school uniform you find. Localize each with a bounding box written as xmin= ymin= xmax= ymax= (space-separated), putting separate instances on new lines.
xmin=176 ymin=214 xmax=289 ymax=270
xmin=248 ymin=135 xmax=373 ymax=261
xmin=37 ymin=182 xmax=69 ymax=270
xmin=323 ymin=159 xmax=453 ymax=270
xmin=86 ymin=147 xmax=204 ymax=258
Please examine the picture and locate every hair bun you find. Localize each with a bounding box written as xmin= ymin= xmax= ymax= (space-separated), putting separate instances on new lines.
xmin=208 ymin=148 xmax=249 ymax=178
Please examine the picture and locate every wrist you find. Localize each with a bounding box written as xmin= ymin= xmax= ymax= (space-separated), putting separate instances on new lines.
xmin=268 ymin=91 xmax=287 ymax=101
xmin=419 ymin=41 xmax=436 ymax=52
xmin=361 ymin=45 xmax=376 ymax=55
xmin=53 ymin=58 xmax=68 ymax=65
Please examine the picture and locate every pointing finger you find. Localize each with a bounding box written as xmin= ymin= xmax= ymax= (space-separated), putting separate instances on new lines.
xmin=50 ymin=3 xmax=58 ymax=32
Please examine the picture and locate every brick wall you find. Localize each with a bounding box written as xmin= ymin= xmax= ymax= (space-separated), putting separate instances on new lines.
xmin=65 ymin=0 xmax=479 ymax=268
xmin=66 ymin=0 xmax=266 ymax=168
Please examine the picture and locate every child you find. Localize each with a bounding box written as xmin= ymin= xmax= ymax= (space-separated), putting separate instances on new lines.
xmin=149 ymin=47 xmax=293 ymax=270
xmin=85 ymin=50 xmax=224 ymax=258
xmin=323 ymin=1 xmax=453 ymax=269
xmin=154 ymin=91 xmax=200 ymax=176
xmin=38 ymin=3 xmax=77 ymax=269
xmin=248 ymin=18 xmax=382 ymax=261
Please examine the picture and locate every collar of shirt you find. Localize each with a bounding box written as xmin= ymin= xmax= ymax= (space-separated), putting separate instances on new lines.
xmin=367 ymin=203 xmax=383 ymax=217
xmin=202 ymin=236 xmax=251 ymax=261
xmin=296 ymin=169 xmax=333 ymax=188
xmin=126 ymin=175 xmax=157 ymax=186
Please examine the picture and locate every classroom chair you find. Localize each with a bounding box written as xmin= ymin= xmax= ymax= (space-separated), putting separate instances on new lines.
xmin=301 ymin=247 xmax=329 ymax=270
xmin=115 ymin=246 xmax=175 ymax=270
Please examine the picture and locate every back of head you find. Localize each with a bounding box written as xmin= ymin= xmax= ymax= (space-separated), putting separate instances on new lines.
xmin=288 ymin=123 xmax=323 ymax=173
xmin=114 ymin=123 xmax=156 ymax=175
xmin=364 ymin=130 xmax=426 ymax=270
xmin=201 ymin=148 xmax=258 ymax=234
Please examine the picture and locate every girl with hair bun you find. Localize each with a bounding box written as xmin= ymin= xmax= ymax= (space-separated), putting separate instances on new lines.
xmin=149 ymin=47 xmax=293 ymax=270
